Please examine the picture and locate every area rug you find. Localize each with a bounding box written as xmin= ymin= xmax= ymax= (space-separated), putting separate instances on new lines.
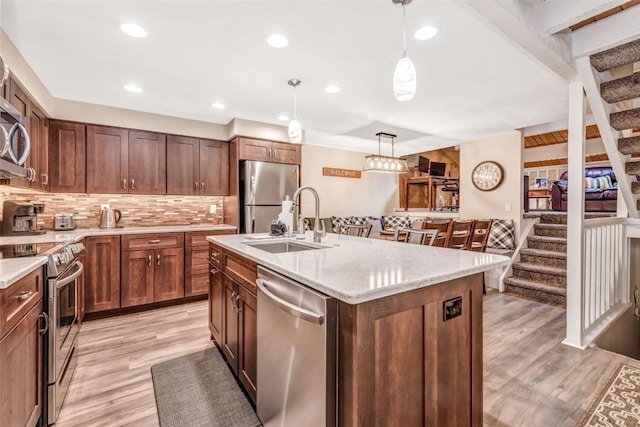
xmin=579 ymin=363 xmax=640 ymax=426
xmin=151 ymin=348 xmax=262 ymax=427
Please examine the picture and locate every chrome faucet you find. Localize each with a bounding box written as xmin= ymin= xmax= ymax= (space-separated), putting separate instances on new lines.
xmin=290 ymin=186 xmax=326 ymax=243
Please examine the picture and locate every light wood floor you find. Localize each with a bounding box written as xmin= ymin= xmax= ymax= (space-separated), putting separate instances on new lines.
xmin=55 ymin=294 xmax=640 ymax=427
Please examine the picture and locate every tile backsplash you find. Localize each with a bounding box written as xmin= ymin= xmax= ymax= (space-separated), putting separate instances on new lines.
xmin=0 ymin=191 xmax=225 ymax=229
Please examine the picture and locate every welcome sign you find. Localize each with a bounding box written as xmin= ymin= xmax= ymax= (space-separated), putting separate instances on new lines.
xmin=322 ymin=167 xmax=362 ymax=179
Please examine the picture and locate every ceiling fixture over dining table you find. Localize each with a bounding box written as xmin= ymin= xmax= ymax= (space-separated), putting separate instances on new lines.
xmin=363 ymin=132 xmax=409 ymax=173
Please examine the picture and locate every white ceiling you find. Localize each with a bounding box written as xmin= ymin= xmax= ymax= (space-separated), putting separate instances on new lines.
xmin=1 ymin=0 xmax=571 ymax=155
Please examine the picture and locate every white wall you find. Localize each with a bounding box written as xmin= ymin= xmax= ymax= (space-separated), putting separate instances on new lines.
xmin=300 ymin=144 xmax=399 ymax=218
xmin=459 ymin=131 xmax=523 ymax=236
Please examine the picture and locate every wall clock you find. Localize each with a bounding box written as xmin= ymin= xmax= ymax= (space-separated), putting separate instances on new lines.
xmin=471 ymin=161 xmax=504 ymax=191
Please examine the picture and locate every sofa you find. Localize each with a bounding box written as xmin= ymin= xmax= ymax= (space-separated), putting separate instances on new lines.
xmin=551 ymin=167 xmax=617 ymax=212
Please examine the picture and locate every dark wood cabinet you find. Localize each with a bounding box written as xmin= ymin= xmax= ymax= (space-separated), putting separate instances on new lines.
xmin=186 ymin=230 xmax=234 ymax=298
xmin=237 ymin=137 xmax=301 ymax=165
xmin=120 ymin=234 xmax=184 ymax=308
xmin=49 ymin=121 xmax=86 ymax=193
xmin=86 ymin=125 xmax=129 ymax=194
xmin=78 ymin=251 xmax=86 ymax=323
xmin=0 ymin=267 xmax=44 ymax=427
xmin=208 ymin=266 xmax=223 ymax=344
xmin=129 ymin=130 xmax=166 ymax=195
xmin=210 ymin=242 xmax=257 ymax=403
xmin=85 ymin=235 xmax=121 ymax=313
xmin=167 ymin=136 xmax=228 ymax=196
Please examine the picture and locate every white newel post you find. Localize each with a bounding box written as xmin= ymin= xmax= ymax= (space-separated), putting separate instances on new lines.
xmin=563 ymin=80 xmax=587 ymax=349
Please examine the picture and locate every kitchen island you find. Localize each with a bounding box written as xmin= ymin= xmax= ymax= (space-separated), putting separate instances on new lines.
xmin=208 ymin=232 xmax=510 ymax=426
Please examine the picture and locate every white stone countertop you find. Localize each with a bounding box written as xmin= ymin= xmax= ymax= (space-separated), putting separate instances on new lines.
xmin=0 ymin=224 xmax=236 ymax=289
xmin=208 ymin=232 xmax=511 ymax=304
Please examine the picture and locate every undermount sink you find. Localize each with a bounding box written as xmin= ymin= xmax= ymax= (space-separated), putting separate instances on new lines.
xmin=243 ymin=240 xmax=329 ymax=254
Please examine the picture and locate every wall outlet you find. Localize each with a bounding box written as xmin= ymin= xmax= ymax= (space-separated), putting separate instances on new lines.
xmin=100 ymin=204 xmax=110 ymax=210
xmin=209 ymin=204 xmax=217 ymax=214
xmin=504 ymin=202 xmax=512 ymax=212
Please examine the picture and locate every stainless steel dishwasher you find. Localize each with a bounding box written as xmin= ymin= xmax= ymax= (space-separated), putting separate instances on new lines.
xmin=256 ymin=266 xmax=337 ymax=427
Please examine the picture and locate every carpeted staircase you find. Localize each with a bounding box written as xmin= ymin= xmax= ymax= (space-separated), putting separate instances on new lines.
xmin=588 ymin=38 xmax=640 ymax=212
xmin=504 ymin=214 xmax=567 ymax=306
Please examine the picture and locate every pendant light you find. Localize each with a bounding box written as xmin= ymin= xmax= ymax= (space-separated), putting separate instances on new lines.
xmin=363 ymin=132 xmax=409 ymax=173
xmin=393 ymin=0 xmax=416 ymax=101
xmin=287 ymin=79 xmax=303 ymax=143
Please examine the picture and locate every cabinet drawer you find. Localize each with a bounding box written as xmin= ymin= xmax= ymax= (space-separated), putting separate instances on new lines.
xmin=209 ymin=244 xmax=223 ymax=268
xmin=121 ymin=233 xmax=184 ymax=251
xmin=186 ymin=230 xmax=234 ymax=247
xmin=225 ymin=252 xmax=257 ymax=293
xmin=0 ymin=268 xmax=43 ymax=338
xmin=191 ymin=249 xmax=209 ymax=272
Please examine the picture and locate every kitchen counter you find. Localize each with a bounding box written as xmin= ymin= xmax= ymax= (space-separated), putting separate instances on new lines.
xmin=207 ymin=232 xmax=510 ymax=304
xmin=0 ymin=224 xmax=236 ymax=289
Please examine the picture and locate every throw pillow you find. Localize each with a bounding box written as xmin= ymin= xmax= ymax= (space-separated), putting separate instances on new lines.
xmin=487 ymin=219 xmax=516 ymax=250
xmin=330 ymin=216 xmax=350 ymax=234
xmin=382 ymin=215 xmax=411 ymax=231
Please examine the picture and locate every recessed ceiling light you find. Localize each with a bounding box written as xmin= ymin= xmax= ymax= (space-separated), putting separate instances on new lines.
xmin=277 ymin=115 xmax=290 ymax=121
xmin=266 ymin=33 xmax=288 ymax=48
xmin=324 ymin=84 xmax=340 ymax=94
xmin=211 ymin=102 xmax=226 ymax=109
xmin=123 ymin=84 xmax=142 ymax=93
xmin=120 ymin=23 xmax=147 ymax=38
xmin=414 ymin=25 xmax=438 ymax=41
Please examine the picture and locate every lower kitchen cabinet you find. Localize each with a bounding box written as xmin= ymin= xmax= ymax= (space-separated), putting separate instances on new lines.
xmin=78 ymin=251 xmax=86 ymax=323
xmin=0 ymin=268 xmax=45 ymax=427
xmin=210 ymin=242 xmax=258 ymax=403
xmin=121 ymin=234 xmax=185 ymax=308
xmin=186 ymin=230 xmax=234 ymax=297
xmin=85 ymin=235 xmax=121 ymax=313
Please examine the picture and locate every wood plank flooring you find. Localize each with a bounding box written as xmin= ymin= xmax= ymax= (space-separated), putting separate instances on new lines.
xmin=55 ymin=293 xmax=640 ymax=426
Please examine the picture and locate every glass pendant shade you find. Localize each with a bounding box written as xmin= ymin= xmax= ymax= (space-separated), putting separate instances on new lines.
xmin=288 ymin=118 xmax=302 ymax=143
xmin=394 ymin=53 xmax=416 ymax=101
xmin=362 ymin=132 xmax=409 ymax=174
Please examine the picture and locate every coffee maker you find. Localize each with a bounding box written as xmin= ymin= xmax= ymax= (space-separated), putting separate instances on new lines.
xmin=1 ymin=201 xmax=46 ymax=236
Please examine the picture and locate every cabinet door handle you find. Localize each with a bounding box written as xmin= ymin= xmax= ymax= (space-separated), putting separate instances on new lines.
xmin=148 ymin=255 xmax=152 ymax=267
xmin=14 ymin=290 xmax=33 ymax=301
xmin=235 ymin=294 xmax=243 ymax=312
xmin=273 ymin=149 xmax=277 ymax=158
xmin=131 ymin=178 xmax=135 ymax=190
xmin=195 ymin=182 xmax=199 ymax=191
xmin=123 ymin=178 xmax=127 ymax=189
xmin=39 ymin=312 xmax=49 ymax=334
xmin=42 ymin=173 xmax=48 ymax=186
xmin=268 ymin=148 xmax=272 ymax=159
xmin=201 ymin=181 xmax=205 ymax=192
xmin=156 ymin=254 xmax=161 ymax=266
xmin=148 ymin=239 xmax=161 ymax=244
xmin=231 ymin=291 xmax=238 ymax=312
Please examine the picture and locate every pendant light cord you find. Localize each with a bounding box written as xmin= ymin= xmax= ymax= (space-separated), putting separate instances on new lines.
xmin=293 ymin=86 xmax=297 ymax=120
xmin=402 ymin=3 xmax=407 ymax=56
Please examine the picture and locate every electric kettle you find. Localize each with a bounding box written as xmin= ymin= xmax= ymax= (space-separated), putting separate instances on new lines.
xmin=99 ymin=207 xmax=122 ymax=228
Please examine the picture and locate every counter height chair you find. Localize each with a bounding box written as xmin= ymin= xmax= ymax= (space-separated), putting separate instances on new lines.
xmin=395 ymin=228 xmax=438 ymax=246
xmin=421 ymin=220 xmax=451 ymax=247
xmin=446 ymin=219 xmax=474 ymax=250
xmin=341 ymin=223 xmax=373 ymax=238
xmin=468 ymin=219 xmax=492 ymax=252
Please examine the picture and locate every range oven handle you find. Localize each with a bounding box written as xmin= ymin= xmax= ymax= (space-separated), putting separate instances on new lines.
xmin=256 ymin=278 xmax=324 ymax=324
xmin=56 ymin=261 xmax=84 ymax=289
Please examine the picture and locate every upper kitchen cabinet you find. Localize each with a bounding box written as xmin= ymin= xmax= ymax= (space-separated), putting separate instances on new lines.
xmin=49 ymin=121 xmax=86 ymax=193
xmin=87 ymin=126 xmax=166 ymax=195
xmin=237 ymin=137 xmax=300 ymax=165
xmin=166 ymin=136 xmax=229 ymax=196
xmin=8 ymin=79 xmax=49 ymax=191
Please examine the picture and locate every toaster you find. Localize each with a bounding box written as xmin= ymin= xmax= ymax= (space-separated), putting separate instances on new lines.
xmin=54 ymin=214 xmax=76 ymax=231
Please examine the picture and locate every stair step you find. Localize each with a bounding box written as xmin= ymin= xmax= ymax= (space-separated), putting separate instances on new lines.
xmin=601 ymin=72 xmax=640 ymax=103
xmin=618 ymin=136 xmax=640 ymax=155
xmin=512 ymin=262 xmax=567 ymax=286
xmin=527 ymin=235 xmax=567 ymax=252
xmin=520 ymin=248 xmax=567 ymax=269
xmin=534 ymin=223 xmax=567 ymax=238
xmin=539 ymin=213 xmax=567 ymax=225
xmin=625 ymin=160 xmax=640 ymax=175
xmin=503 ymin=277 xmax=566 ymax=306
xmin=591 ymin=38 xmax=640 ymax=72
xmin=611 ymin=108 xmax=640 ymax=131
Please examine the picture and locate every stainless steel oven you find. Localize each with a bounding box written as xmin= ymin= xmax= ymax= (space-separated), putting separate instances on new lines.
xmin=47 ymin=243 xmax=84 ymax=424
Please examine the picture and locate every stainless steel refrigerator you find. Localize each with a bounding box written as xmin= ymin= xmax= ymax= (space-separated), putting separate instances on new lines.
xmin=240 ymin=160 xmax=299 ymax=234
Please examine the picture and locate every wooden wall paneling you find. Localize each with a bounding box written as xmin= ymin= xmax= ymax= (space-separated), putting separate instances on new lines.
xmin=49 ymin=121 xmax=86 ymax=193
xmin=128 ymin=131 xmax=166 ymax=195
